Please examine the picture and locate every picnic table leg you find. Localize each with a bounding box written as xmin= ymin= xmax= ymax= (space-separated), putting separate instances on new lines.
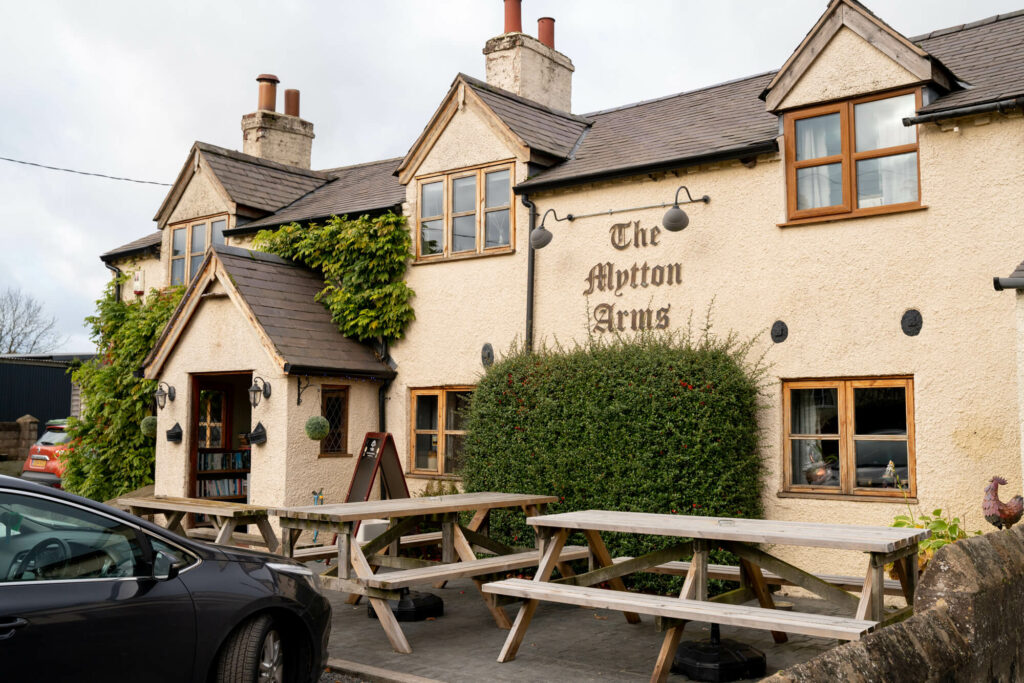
xmin=893 ymin=549 xmax=917 ymax=606
xmin=255 ymin=518 xmax=279 ymax=554
xmin=350 ymin=536 xmax=412 ymax=654
xmin=497 ymin=529 xmax=569 ymax=663
xmin=164 ymin=511 xmax=186 ymax=536
xmin=214 ymin=518 xmax=238 ymax=546
xmin=452 ymin=525 xmax=514 ymax=629
xmin=280 ymin=527 xmax=301 ymax=558
xmin=855 ymin=558 xmax=886 ymax=621
xmin=739 ymin=558 xmax=788 ymax=644
xmin=583 ymin=530 xmax=641 ymax=624
xmin=652 ymin=540 xmax=709 ymax=683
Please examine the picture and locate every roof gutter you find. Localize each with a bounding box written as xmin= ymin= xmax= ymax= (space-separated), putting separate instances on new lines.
xmin=904 ymin=96 xmax=1024 ymax=126
xmin=281 ymin=363 xmax=396 ymax=381
xmin=104 ymin=262 xmax=123 ymax=302
xmin=513 ymin=140 xmax=778 ymax=195
xmin=993 ymin=277 xmax=1024 ymax=291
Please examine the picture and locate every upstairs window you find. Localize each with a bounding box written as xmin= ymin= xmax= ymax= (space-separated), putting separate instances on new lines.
xmin=784 ymin=90 xmax=920 ymax=223
xmin=169 ymin=216 xmax=227 ymax=285
xmin=416 ymin=162 xmax=514 ymax=261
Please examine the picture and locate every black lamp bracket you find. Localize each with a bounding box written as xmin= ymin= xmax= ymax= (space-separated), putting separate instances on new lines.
xmin=538 ymin=208 xmax=575 ymax=228
xmin=673 ymin=185 xmax=711 ymax=206
xmin=296 ymin=375 xmax=311 ymax=406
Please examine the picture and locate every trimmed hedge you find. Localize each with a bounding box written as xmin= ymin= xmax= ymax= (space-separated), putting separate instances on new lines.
xmin=461 ymin=330 xmax=765 ymax=593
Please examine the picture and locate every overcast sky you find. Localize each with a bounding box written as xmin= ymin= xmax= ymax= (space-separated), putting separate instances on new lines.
xmin=0 ymin=0 xmax=1019 ymax=352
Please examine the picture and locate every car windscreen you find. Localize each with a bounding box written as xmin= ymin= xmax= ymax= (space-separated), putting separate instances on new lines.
xmin=37 ymin=430 xmax=70 ymax=446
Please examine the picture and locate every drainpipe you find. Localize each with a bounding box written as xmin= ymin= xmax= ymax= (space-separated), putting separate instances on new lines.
xmin=522 ymin=193 xmax=537 ymax=352
xmin=377 ymin=339 xmax=393 ymax=432
xmin=903 ymin=97 xmax=1024 ymax=126
xmin=104 ymin=262 xmax=123 ymax=301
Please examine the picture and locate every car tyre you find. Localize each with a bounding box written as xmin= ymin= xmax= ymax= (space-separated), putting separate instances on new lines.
xmin=216 ymin=614 xmax=288 ymax=683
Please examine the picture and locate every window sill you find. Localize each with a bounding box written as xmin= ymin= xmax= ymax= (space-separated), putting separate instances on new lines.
xmin=778 ymin=204 xmax=927 ymax=228
xmin=318 ymin=452 xmax=352 ymax=459
xmin=406 ymin=472 xmax=462 ymax=481
xmin=777 ymin=490 xmax=917 ymax=504
xmin=412 ymin=248 xmax=515 ymax=266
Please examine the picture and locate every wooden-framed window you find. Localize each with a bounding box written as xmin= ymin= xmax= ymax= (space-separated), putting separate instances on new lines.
xmin=320 ymin=385 xmax=350 ymax=457
xmin=415 ymin=162 xmax=514 ymax=261
xmin=784 ymin=89 xmax=920 ymax=223
xmin=410 ymin=387 xmax=473 ymax=475
xmin=197 ymin=388 xmax=229 ymax=449
xmin=169 ymin=215 xmax=228 ymax=285
xmin=782 ymin=377 xmax=915 ymax=499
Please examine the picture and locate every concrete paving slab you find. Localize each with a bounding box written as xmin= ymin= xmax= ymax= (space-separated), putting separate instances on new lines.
xmin=324 ymin=578 xmax=845 ymax=682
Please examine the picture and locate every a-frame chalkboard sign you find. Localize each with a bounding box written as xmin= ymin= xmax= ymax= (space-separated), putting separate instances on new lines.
xmin=344 ymin=432 xmax=410 ymax=504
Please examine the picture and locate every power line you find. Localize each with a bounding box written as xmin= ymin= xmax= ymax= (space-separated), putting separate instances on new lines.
xmin=0 ymin=155 xmax=171 ymax=186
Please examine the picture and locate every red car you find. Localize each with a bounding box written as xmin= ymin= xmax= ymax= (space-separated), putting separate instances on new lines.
xmin=20 ymin=419 xmax=70 ymax=488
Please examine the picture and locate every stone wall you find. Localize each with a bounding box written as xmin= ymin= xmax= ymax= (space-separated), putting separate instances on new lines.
xmin=766 ymin=527 xmax=1024 ymax=682
xmin=0 ymin=415 xmax=39 ymax=464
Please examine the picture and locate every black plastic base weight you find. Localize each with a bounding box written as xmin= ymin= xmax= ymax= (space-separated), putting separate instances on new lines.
xmin=367 ymin=590 xmax=444 ymax=622
xmin=672 ymin=624 xmax=766 ymax=682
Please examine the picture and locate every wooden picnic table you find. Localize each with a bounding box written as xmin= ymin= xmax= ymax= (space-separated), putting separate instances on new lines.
xmin=269 ymin=492 xmax=587 ymax=654
xmin=114 ymin=495 xmax=278 ymax=553
xmin=484 ymin=510 xmax=930 ymax=683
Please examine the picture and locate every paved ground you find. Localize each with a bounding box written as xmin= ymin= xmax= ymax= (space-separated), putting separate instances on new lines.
xmin=323 ymin=578 xmax=843 ymax=682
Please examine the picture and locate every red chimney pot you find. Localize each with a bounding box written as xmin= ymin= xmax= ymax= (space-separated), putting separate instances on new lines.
xmin=504 ymin=0 xmax=522 ymax=33
xmin=256 ymin=74 xmax=279 ymax=112
xmin=284 ymin=89 xmax=300 ymax=117
xmin=538 ymin=17 xmax=555 ymax=49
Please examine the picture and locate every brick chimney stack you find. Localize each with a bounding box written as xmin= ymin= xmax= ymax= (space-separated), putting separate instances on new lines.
xmin=241 ymin=74 xmax=315 ymax=168
xmin=483 ymin=0 xmax=574 ymax=112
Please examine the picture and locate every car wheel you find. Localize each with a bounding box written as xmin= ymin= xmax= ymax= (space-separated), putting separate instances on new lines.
xmin=216 ymin=614 xmax=287 ymax=683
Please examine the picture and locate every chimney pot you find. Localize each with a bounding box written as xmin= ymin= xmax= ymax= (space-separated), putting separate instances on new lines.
xmin=504 ymin=0 xmax=522 ymax=33
xmin=284 ymin=89 xmax=300 ymax=117
xmin=256 ymin=73 xmax=279 ymax=112
xmin=538 ymin=17 xmax=555 ymax=49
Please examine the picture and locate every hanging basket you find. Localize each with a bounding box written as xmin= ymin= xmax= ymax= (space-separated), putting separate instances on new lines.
xmin=305 ymin=415 xmax=330 ymax=441
xmin=140 ymin=416 xmax=158 ymax=439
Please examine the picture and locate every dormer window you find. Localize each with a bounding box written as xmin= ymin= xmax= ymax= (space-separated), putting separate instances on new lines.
xmin=416 ymin=162 xmax=515 ymax=261
xmin=784 ymin=89 xmax=921 ymax=223
xmin=169 ymin=216 xmax=228 ymax=285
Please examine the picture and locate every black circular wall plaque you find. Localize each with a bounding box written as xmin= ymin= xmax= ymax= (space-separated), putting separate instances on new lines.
xmin=481 ymin=343 xmax=494 ymax=367
xmin=901 ymin=309 xmax=923 ymax=336
xmin=770 ymin=320 xmax=788 ymax=344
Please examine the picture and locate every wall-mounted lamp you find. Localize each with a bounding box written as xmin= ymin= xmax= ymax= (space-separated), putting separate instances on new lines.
xmin=153 ymin=382 xmax=176 ymax=410
xmin=662 ymin=186 xmax=710 ymax=232
xmin=248 ymin=421 xmax=267 ymax=445
xmin=166 ymin=422 xmax=183 ymax=443
xmin=530 ymin=208 xmax=574 ymax=250
xmin=248 ymin=376 xmax=271 ymax=408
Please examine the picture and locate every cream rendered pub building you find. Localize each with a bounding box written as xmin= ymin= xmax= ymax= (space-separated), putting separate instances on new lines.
xmin=100 ymin=0 xmax=1024 ymax=569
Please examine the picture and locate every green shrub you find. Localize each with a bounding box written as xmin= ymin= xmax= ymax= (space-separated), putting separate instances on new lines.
xmin=140 ymin=416 xmax=158 ymax=439
xmin=63 ymin=278 xmax=183 ymax=500
xmin=305 ymin=415 xmax=330 ymax=441
xmin=461 ymin=327 xmax=766 ymax=594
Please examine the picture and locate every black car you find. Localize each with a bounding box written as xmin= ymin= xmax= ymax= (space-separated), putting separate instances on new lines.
xmin=0 ymin=475 xmax=331 ymax=682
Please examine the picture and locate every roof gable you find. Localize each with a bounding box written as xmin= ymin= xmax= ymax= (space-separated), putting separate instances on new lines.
xmin=153 ymin=142 xmax=330 ymax=229
xmin=762 ymin=0 xmax=953 ymax=111
xmin=143 ymin=245 xmax=394 ymax=380
xmin=395 ymin=74 xmax=590 ymax=185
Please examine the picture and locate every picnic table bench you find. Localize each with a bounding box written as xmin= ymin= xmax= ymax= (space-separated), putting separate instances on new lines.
xmin=114 ymin=495 xmax=278 ymax=553
xmin=270 ymin=492 xmax=581 ymax=654
xmin=483 ymin=510 xmax=929 ymax=683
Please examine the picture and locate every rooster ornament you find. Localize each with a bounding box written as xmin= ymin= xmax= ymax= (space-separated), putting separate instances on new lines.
xmin=983 ymin=476 xmax=1024 ymax=530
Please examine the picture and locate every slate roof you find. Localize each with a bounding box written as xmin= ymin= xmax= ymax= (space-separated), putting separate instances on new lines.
xmin=100 ymin=231 xmax=162 ymax=262
xmin=914 ymin=10 xmax=1024 ymax=114
xmin=234 ymin=157 xmax=406 ymax=233
xmin=196 ymin=142 xmax=329 ymax=214
xmin=461 ymin=74 xmax=592 ymax=159
xmin=212 ymin=245 xmax=394 ymax=378
xmin=516 ymin=72 xmax=780 ymax=192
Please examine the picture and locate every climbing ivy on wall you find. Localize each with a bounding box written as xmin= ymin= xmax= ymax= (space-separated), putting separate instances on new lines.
xmin=461 ymin=324 xmax=767 ymax=594
xmin=254 ymin=212 xmax=415 ymax=342
xmin=62 ymin=278 xmax=183 ymax=501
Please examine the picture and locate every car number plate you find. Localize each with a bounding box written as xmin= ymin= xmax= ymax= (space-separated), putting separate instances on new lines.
xmin=29 ymin=457 xmax=47 ymax=469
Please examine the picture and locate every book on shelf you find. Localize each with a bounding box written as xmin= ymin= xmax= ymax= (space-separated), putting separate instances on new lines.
xmin=197 ymin=450 xmax=251 ymax=472
xmin=197 ymin=474 xmax=249 ymax=498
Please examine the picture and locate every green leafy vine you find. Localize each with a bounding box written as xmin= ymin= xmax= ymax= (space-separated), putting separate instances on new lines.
xmin=254 ymin=212 xmax=415 ymax=342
